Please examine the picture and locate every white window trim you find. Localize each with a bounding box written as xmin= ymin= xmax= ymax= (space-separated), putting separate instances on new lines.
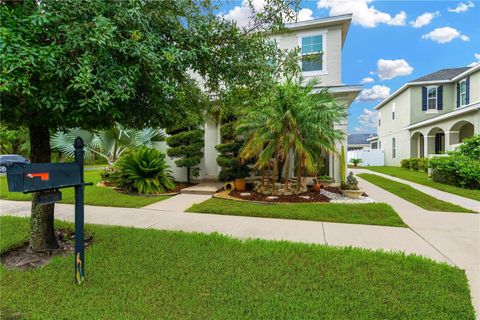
xmin=297 ymin=30 xmax=328 ymax=76
xmin=427 ymin=85 xmax=438 ymax=111
xmin=459 ymin=79 xmax=467 ymax=107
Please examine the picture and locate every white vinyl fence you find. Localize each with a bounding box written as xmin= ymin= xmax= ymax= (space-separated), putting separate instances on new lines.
xmin=347 ymin=149 xmax=384 ymax=167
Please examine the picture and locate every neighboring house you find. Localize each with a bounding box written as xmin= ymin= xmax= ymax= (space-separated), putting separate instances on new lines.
xmin=160 ymin=14 xmax=361 ymax=182
xmin=347 ymin=133 xmax=375 ymax=150
xmin=374 ymin=64 xmax=479 ymax=166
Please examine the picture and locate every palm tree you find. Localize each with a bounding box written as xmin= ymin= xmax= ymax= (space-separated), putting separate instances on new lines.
xmin=51 ymin=124 xmax=165 ymax=165
xmin=237 ymin=77 xmax=346 ymax=194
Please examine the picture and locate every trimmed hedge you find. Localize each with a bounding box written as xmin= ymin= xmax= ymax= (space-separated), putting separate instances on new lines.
xmin=428 ymin=135 xmax=480 ymax=190
xmin=400 ymin=158 xmax=428 ymax=172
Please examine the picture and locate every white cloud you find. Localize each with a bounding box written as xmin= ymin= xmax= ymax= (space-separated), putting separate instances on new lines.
xmin=358 ymin=85 xmax=391 ymax=101
xmin=376 ymin=59 xmax=413 ymax=80
xmin=222 ymin=0 xmax=313 ymax=28
xmin=409 ymin=12 xmax=439 ymax=28
xmin=422 ymin=27 xmax=470 ymax=43
xmin=361 ymin=77 xmax=374 ymax=84
xmin=296 ymin=8 xmax=314 ymax=22
xmin=448 ymin=1 xmax=474 ymax=13
xmin=317 ymin=0 xmax=406 ymax=28
xmin=469 ymin=53 xmax=480 ymax=66
xmin=355 ymin=108 xmax=378 ymax=132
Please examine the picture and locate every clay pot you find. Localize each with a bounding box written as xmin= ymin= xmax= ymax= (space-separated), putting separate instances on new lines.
xmin=313 ymin=182 xmax=321 ymax=192
xmin=234 ymin=178 xmax=246 ymax=192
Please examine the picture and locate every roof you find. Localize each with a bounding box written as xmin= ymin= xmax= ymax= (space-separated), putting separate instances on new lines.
xmin=374 ymin=63 xmax=480 ymax=110
xmin=283 ymin=14 xmax=352 ymax=47
xmin=348 ymin=134 xmax=375 ymax=145
xmin=411 ymin=67 xmax=470 ymax=83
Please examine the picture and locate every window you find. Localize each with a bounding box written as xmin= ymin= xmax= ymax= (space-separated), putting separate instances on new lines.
xmin=392 ymin=138 xmax=396 ymax=158
xmin=427 ymin=86 xmax=437 ymax=110
xmin=301 ymin=35 xmax=324 ymax=72
xmin=460 ymin=80 xmax=467 ymax=107
xmin=392 ymin=103 xmax=396 ymax=120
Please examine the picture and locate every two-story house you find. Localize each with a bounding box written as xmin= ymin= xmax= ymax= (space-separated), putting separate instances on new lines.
xmin=160 ymin=14 xmax=361 ymax=182
xmin=372 ymin=64 xmax=479 ymax=166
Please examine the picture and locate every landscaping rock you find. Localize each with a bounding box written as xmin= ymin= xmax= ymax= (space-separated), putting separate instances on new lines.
xmin=240 ymin=192 xmax=251 ymax=196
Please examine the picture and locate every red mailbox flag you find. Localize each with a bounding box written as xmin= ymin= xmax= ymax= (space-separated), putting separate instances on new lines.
xmin=25 ymin=173 xmax=49 ymax=181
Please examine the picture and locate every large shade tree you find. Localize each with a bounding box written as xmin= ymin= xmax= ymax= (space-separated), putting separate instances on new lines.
xmin=0 ymin=0 xmax=300 ymax=250
xmin=237 ymin=77 xmax=347 ymax=194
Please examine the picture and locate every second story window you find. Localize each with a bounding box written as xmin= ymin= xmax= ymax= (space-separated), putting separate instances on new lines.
xmin=427 ymin=86 xmax=437 ymax=110
xmin=301 ymin=35 xmax=324 ymax=73
xmin=460 ymin=80 xmax=467 ymax=107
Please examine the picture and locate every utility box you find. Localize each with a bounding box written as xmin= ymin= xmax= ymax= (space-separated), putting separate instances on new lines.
xmin=5 ymin=162 xmax=81 ymax=193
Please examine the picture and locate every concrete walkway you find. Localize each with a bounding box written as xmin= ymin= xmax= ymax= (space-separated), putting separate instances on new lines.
xmin=1 ymin=180 xmax=479 ymax=315
xmin=352 ymin=168 xmax=480 ymax=212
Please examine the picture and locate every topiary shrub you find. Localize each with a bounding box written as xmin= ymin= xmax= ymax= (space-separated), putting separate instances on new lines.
xmin=107 ymin=147 xmax=175 ymax=194
xmin=216 ymin=120 xmax=250 ymax=182
xmin=167 ymin=129 xmax=204 ymax=182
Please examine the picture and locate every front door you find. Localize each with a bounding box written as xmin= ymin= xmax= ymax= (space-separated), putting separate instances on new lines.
xmin=434 ymin=133 xmax=444 ymax=154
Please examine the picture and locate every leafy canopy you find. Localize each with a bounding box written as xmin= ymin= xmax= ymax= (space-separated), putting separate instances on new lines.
xmin=0 ymin=0 xmax=299 ymax=132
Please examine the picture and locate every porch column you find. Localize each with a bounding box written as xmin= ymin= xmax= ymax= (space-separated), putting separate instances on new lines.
xmin=425 ymin=135 xmax=435 ymax=157
xmin=445 ymin=131 xmax=459 ymax=152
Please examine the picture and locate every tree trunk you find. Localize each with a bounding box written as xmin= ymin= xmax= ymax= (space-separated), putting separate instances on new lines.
xmin=28 ymin=125 xmax=59 ymax=251
xmin=283 ymin=152 xmax=290 ymax=191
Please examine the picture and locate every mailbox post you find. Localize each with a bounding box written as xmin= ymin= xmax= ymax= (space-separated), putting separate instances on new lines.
xmin=74 ymin=137 xmax=85 ymax=285
xmin=0 ymin=137 xmax=87 ymax=285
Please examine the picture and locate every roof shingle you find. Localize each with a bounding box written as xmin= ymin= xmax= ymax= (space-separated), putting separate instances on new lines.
xmin=411 ymin=67 xmax=470 ymax=83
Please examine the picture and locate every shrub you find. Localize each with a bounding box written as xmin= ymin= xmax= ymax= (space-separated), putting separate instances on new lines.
xmin=107 ymin=147 xmax=175 ymax=194
xmin=456 ymin=135 xmax=480 ymax=159
xmin=216 ymin=120 xmax=250 ymax=182
xmin=400 ymin=158 xmax=428 ymax=172
xmin=400 ymin=159 xmax=411 ymax=169
xmin=350 ymin=158 xmax=362 ymax=167
xmin=167 ymin=129 xmax=204 ymax=182
xmin=429 ymin=155 xmax=480 ymax=189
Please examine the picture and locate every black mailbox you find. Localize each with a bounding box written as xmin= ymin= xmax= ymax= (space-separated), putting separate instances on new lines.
xmin=6 ymin=162 xmax=81 ymax=193
xmin=1 ymin=137 xmax=87 ymax=285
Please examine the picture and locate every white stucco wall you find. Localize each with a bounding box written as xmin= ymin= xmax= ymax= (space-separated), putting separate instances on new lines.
xmin=377 ymin=88 xmax=412 ymax=166
xmin=271 ymin=26 xmax=342 ymax=86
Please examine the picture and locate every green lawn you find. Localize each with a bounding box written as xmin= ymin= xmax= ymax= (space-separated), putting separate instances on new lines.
xmin=0 ymin=216 xmax=475 ymax=319
xmin=358 ymin=174 xmax=475 ymax=213
xmin=0 ymin=170 xmax=168 ymax=208
xmin=187 ymin=198 xmax=407 ymax=227
xmin=365 ymin=166 xmax=480 ymax=201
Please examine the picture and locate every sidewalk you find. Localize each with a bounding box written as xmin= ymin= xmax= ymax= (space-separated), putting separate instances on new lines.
xmin=352 ymin=168 xmax=480 ymax=213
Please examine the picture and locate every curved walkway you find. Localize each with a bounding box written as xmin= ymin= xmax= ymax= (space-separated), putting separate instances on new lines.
xmin=352 ymin=168 xmax=480 ymax=213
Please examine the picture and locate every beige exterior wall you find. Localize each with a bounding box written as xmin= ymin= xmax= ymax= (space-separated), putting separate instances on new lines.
xmin=377 ymin=89 xmax=411 ymax=165
xmin=410 ymin=83 xmax=455 ymax=123
xmin=271 ymin=26 xmax=342 ymax=86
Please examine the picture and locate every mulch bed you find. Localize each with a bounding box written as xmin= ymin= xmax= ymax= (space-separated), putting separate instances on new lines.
xmin=1 ymin=228 xmax=92 ymax=270
xmin=225 ymin=184 xmax=368 ymax=203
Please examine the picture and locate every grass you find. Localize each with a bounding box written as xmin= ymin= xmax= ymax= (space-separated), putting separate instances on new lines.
xmin=187 ymin=198 xmax=407 ymax=227
xmin=365 ymin=166 xmax=480 ymax=201
xmin=0 ymin=216 xmax=475 ymax=319
xmin=0 ymin=170 xmax=168 ymax=208
xmin=358 ymin=173 xmax=475 ymax=213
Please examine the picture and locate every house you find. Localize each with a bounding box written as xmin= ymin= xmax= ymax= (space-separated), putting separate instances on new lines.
xmin=374 ymin=64 xmax=479 ymax=166
xmin=347 ymin=133 xmax=375 ymax=150
xmin=160 ymin=14 xmax=361 ymax=182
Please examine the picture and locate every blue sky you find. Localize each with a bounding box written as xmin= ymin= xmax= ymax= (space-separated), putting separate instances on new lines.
xmin=217 ymin=0 xmax=480 ymax=134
